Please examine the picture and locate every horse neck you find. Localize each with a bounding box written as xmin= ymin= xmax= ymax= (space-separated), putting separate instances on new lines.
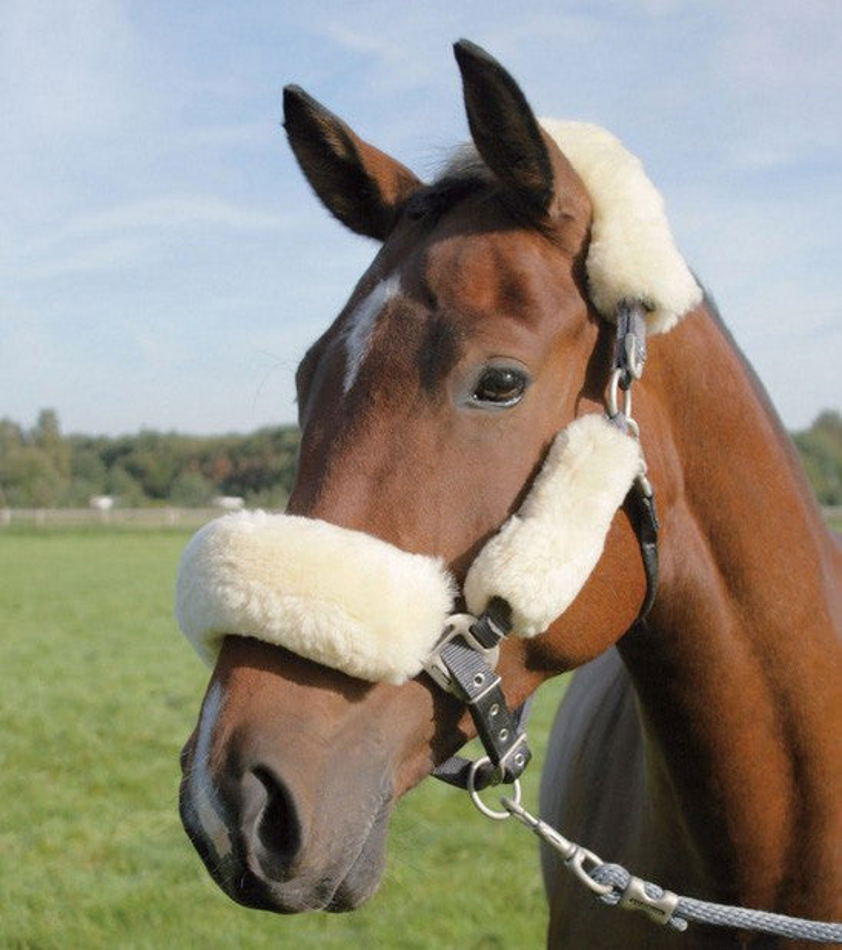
xmin=617 ymin=301 xmax=842 ymax=912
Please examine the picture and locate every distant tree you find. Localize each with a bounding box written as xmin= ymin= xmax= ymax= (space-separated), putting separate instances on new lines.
xmin=0 ymin=419 xmax=25 ymax=506
xmin=793 ymin=411 xmax=842 ymax=505
xmin=32 ymin=409 xmax=71 ymax=477
xmin=120 ymin=433 xmax=180 ymax=499
xmin=0 ymin=418 xmax=24 ymax=453
xmin=106 ymin=466 xmax=146 ymax=507
xmin=170 ymin=471 xmax=215 ymax=508
xmin=0 ymin=445 xmax=63 ymax=507
xmin=70 ymin=445 xmax=108 ymax=491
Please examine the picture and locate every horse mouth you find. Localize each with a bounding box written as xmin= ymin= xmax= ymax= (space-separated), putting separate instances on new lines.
xmin=178 ymin=765 xmax=393 ymax=915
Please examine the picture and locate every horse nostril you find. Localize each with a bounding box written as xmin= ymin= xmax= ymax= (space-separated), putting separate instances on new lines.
xmin=241 ymin=766 xmax=303 ymax=881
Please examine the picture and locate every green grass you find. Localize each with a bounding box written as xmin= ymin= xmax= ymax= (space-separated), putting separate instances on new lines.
xmin=0 ymin=527 xmax=568 ymax=949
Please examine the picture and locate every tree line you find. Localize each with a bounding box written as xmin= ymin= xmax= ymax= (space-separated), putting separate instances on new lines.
xmin=1 ymin=408 xmax=841 ymax=510
xmin=0 ymin=410 xmax=299 ymax=509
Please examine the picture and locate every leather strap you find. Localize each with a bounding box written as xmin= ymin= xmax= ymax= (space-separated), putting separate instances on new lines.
xmin=627 ymin=479 xmax=659 ymax=622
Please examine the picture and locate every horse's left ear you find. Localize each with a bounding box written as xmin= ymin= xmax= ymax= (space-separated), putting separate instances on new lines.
xmin=453 ymin=39 xmax=578 ymax=220
xmin=283 ymin=85 xmax=422 ymax=240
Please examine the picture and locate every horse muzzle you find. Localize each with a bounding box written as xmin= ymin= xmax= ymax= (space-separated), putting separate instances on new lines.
xmin=174 ymin=413 xmax=644 ymax=913
xmin=178 ymin=676 xmax=394 ymax=914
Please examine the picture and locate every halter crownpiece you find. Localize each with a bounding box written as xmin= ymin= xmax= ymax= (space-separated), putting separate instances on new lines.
xmin=444 ymin=120 xmax=701 ymax=330
xmin=541 ymin=120 xmax=701 ymax=334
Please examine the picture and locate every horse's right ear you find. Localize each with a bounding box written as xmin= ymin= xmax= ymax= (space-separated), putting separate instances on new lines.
xmin=283 ymin=86 xmax=421 ymax=240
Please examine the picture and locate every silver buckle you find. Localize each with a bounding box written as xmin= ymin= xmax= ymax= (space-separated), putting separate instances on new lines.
xmin=422 ymin=613 xmax=501 ymax=695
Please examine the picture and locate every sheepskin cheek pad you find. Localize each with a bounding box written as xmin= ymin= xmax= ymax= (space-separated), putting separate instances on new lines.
xmin=464 ymin=415 xmax=642 ymax=637
xmin=175 ymin=415 xmax=642 ymax=684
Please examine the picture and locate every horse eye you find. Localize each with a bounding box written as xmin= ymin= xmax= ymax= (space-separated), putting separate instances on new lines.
xmin=471 ymin=366 xmax=529 ymax=407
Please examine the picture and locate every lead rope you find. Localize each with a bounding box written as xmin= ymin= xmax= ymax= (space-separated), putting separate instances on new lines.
xmin=464 ymin=790 xmax=842 ymax=944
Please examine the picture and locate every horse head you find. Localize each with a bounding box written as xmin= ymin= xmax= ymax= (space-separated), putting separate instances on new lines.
xmin=176 ymin=40 xmax=700 ymax=915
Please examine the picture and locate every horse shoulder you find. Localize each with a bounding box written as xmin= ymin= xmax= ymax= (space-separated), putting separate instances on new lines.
xmin=539 ymin=648 xmax=658 ymax=948
xmin=541 ymin=647 xmax=644 ymax=865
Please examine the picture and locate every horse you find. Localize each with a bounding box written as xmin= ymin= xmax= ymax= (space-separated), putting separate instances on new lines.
xmin=175 ymin=40 xmax=842 ymax=948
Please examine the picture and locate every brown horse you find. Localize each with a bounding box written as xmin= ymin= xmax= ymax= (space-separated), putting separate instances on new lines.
xmin=177 ymin=40 xmax=842 ymax=948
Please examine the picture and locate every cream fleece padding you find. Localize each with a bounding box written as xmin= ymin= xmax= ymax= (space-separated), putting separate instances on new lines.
xmin=541 ymin=120 xmax=701 ymax=334
xmin=175 ymin=510 xmax=456 ymax=684
xmin=176 ymin=421 xmax=641 ymax=682
xmin=463 ymin=415 xmax=642 ymax=638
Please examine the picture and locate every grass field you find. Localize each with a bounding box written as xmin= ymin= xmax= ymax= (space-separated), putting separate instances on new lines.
xmin=0 ymin=527 xmax=569 ymax=949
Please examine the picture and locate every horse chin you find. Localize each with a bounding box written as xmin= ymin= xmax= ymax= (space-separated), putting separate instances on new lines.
xmin=320 ymin=800 xmax=392 ymax=914
xmin=324 ymin=811 xmax=391 ymax=913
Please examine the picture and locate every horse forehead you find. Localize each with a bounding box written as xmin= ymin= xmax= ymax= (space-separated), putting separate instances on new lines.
xmin=340 ymin=273 xmax=403 ymax=393
xmin=338 ymin=270 xmax=461 ymax=394
xmin=330 ymin=221 xmax=578 ymax=398
xmin=423 ymin=227 xmax=570 ymax=311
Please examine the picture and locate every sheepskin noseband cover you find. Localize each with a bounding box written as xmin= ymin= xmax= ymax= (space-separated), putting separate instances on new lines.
xmin=176 ymin=512 xmax=457 ymax=685
xmin=463 ymin=414 xmax=642 ymax=637
xmin=176 ymin=415 xmax=642 ymax=685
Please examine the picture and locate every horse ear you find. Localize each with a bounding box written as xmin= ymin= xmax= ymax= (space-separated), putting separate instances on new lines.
xmin=283 ymin=85 xmax=422 ymax=240
xmin=453 ymin=39 xmax=568 ymax=218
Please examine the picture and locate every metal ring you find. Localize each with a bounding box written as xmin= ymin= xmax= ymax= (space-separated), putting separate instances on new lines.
xmin=607 ymin=368 xmax=622 ymax=418
xmin=467 ymin=756 xmax=522 ymax=821
xmin=607 ymin=369 xmax=634 ymax=426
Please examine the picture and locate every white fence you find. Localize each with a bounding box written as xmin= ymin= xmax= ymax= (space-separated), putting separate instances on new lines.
xmin=0 ymin=507 xmax=223 ymax=530
xmin=3 ymin=506 xmax=841 ymax=531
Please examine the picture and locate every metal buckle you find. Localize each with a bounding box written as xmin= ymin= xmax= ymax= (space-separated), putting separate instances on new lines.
xmin=423 ymin=613 xmax=501 ymax=695
xmin=618 ymin=876 xmax=680 ymax=926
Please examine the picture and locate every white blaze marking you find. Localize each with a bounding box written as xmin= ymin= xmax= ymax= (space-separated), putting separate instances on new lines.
xmin=342 ymin=273 xmax=401 ymax=394
xmin=189 ymin=682 xmax=233 ymax=861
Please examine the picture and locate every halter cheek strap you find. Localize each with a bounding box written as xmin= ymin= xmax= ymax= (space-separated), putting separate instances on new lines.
xmin=428 ymin=311 xmax=659 ymax=789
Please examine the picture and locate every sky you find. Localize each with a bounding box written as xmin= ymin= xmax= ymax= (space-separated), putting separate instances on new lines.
xmin=2 ymin=0 xmax=840 ymax=436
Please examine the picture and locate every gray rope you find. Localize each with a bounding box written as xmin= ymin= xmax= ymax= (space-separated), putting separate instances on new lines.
xmin=591 ymin=863 xmax=842 ymax=943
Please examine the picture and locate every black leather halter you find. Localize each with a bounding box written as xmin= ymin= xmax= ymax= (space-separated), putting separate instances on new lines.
xmin=430 ymin=310 xmax=659 ymax=792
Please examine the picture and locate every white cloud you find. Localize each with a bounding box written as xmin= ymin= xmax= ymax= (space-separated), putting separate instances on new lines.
xmin=41 ymin=195 xmax=286 ymax=244
xmin=6 ymin=196 xmax=288 ymax=283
